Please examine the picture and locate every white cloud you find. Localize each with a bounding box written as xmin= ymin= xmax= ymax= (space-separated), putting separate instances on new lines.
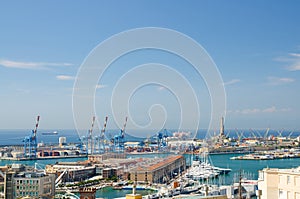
xmin=288 ymin=61 xmax=300 ymax=71
xmin=16 ymin=88 xmax=31 ymax=95
xmin=239 ymin=108 xmax=260 ymax=114
xmin=229 ymin=106 xmax=291 ymax=115
xmin=267 ymin=76 xmax=295 ymax=85
xmin=289 ymin=53 xmax=300 ymax=58
xmin=0 ymin=59 xmax=72 ymax=70
xmin=262 ymin=106 xmax=276 ymax=113
xmin=96 ymin=84 xmax=107 ymax=89
xmin=223 ymin=79 xmax=241 ymax=86
xmin=56 ymin=75 xmax=75 ymax=80
xmin=287 ymin=53 xmax=300 ymax=71
xmin=276 ymin=53 xmax=300 ymax=71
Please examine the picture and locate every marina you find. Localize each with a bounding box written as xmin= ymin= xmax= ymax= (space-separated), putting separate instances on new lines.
xmin=1 ymin=150 xmax=300 ymax=198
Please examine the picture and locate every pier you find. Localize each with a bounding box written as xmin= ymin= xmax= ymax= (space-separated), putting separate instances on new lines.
xmin=230 ymin=148 xmax=300 ymax=160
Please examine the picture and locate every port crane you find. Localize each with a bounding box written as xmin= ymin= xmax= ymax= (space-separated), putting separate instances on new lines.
xmin=155 ymin=129 xmax=170 ymax=151
xmin=96 ymin=116 xmax=108 ymax=153
xmin=160 ymin=129 xmax=168 ymax=148
xmin=87 ymin=116 xmax=96 ymax=155
xmin=288 ymin=130 xmax=294 ymax=139
xmin=277 ymin=129 xmax=284 ymax=138
xmin=23 ymin=115 xmax=40 ymax=158
xmin=264 ymin=128 xmax=270 ymax=139
xmin=249 ymin=129 xmax=258 ymax=139
xmin=234 ymin=129 xmax=244 ymax=144
xmin=112 ymin=116 xmax=128 ymax=152
xmin=80 ymin=116 xmax=96 ymax=154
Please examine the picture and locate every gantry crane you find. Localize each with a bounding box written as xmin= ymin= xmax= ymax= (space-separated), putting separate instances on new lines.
xmin=96 ymin=116 xmax=108 ymax=153
xmin=23 ymin=115 xmax=40 ymax=158
xmin=87 ymin=116 xmax=96 ymax=155
xmin=113 ymin=116 xmax=128 ymax=152
xmin=156 ymin=129 xmax=169 ymax=151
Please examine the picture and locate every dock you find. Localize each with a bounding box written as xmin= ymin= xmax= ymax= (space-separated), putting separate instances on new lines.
xmin=230 ymin=148 xmax=300 ymax=160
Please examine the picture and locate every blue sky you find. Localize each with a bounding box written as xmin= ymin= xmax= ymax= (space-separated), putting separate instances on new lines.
xmin=0 ymin=1 xmax=300 ymax=131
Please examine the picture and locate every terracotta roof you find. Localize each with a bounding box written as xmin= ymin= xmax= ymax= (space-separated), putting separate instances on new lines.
xmin=136 ymin=155 xmax=183 ymax=172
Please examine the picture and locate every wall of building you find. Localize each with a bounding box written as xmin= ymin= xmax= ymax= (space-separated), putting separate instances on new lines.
xmin=278 ymin=173 xmax=300 ymax=199
xmin=258 ymin=168 xmax=300 ymax=199
xmin=4 ymin=172 xmax=56 ymax=199
xmin=130 ymin=156 xmax=186 ymax=184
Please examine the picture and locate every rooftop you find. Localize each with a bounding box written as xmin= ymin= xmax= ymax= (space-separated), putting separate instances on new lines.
xmin=14 ymin=172 xmax=46 ymax=178
xmin=261 ymin=166 xmax=300 ymax=174
xmin=135 ymin=155 xmax=183 ymax=172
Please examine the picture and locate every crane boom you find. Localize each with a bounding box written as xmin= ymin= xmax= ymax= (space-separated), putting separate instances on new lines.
xmin=33 ymin=115 xmax=40 ymax=137
xmin=89 ymin=116 xmax=96 ymax=137
xmin=101 ymin=116 xmax=108 ymax=133
xmin=88 ymin=116 xmax=96 ymax=155
xmin=121 ymin=116 xmax=128 ymax=138
xmin=100 ymin=116 xmax=109 ymax=153
xmin=264 ymin=128 xmax=270 ymax=139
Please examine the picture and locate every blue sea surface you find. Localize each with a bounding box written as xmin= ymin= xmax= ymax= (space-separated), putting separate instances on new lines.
xmin=0 ymin=129 xmax=299 ymax=146
xmin=0 ymin=129 xmax=80 ymax=146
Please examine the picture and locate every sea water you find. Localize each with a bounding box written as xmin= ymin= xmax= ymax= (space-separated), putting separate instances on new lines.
xmin=1 ymin=129 xmax=300 ymax=198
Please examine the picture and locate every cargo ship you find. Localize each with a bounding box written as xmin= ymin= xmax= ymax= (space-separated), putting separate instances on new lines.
xmin=42 ymin=131 xmax=58 ymax=135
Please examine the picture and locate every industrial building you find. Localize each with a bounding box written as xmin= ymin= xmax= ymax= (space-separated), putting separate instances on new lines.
xmin=102 ymin=167 xmax=123 ymax=179
xmin=88 ymin=153 xmax=126 ymax=162
xmin=45 ymin=161 xmax=95 ymax=182
xmin=3 ymin=164 xmax=55 ymax=199
xmin=129 ymin=155 xmax=186 ymax=184
xmin=90 ymin=154 xmax=140 ymax=180
xmin=258 ymin=167 xmax=300 ymax=199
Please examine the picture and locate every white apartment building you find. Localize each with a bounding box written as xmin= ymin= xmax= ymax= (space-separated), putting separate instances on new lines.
xmin=258 ymin=167 xmax=300 ymax=199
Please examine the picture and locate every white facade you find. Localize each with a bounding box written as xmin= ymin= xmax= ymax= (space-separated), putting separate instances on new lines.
xmin=258 ymin=167 xmax=300 ymax=199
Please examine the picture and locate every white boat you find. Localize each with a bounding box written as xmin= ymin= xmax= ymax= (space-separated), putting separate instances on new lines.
xmin=185 ymin=152 xmax=231 ymax=180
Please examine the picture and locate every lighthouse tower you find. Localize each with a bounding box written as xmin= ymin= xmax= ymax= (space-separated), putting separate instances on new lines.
xmin=220 ymin=116 xmax=225 ymax=136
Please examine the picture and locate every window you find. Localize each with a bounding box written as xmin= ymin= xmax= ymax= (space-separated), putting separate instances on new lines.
xmin=287 ymin=175 xmax=291 ymax=184
xmin=258 ymin=171 xmax=264 ymax=180
xmin=279 ymin=189 xmax=286 ymax=199
xmin=287 ymin=191 xmax=292 ymax=199
xmin=296 ymin=177 xmax=300 ymax=186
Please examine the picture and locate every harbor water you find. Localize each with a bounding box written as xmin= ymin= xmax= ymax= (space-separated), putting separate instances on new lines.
xmin=1 ymin=130 xmax=300 ymax=198
xmin=1 ymin=152 xmax=300 ymax=198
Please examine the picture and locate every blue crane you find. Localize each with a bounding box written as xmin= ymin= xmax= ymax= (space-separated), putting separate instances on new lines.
xmin=156 ymin=129 xmax=170 ymax=151
xmin=96 ymin=116 xmax=108 ymax=153
xmin=87 ymin=116 xmax=96 ymax=155
xmin=23 ymin=115 xmax=40 ymax=158
xmin=79 ymin=116 xmax=96 ymax=155
xmin=112 ymin=117 xmax=128 ymax=152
